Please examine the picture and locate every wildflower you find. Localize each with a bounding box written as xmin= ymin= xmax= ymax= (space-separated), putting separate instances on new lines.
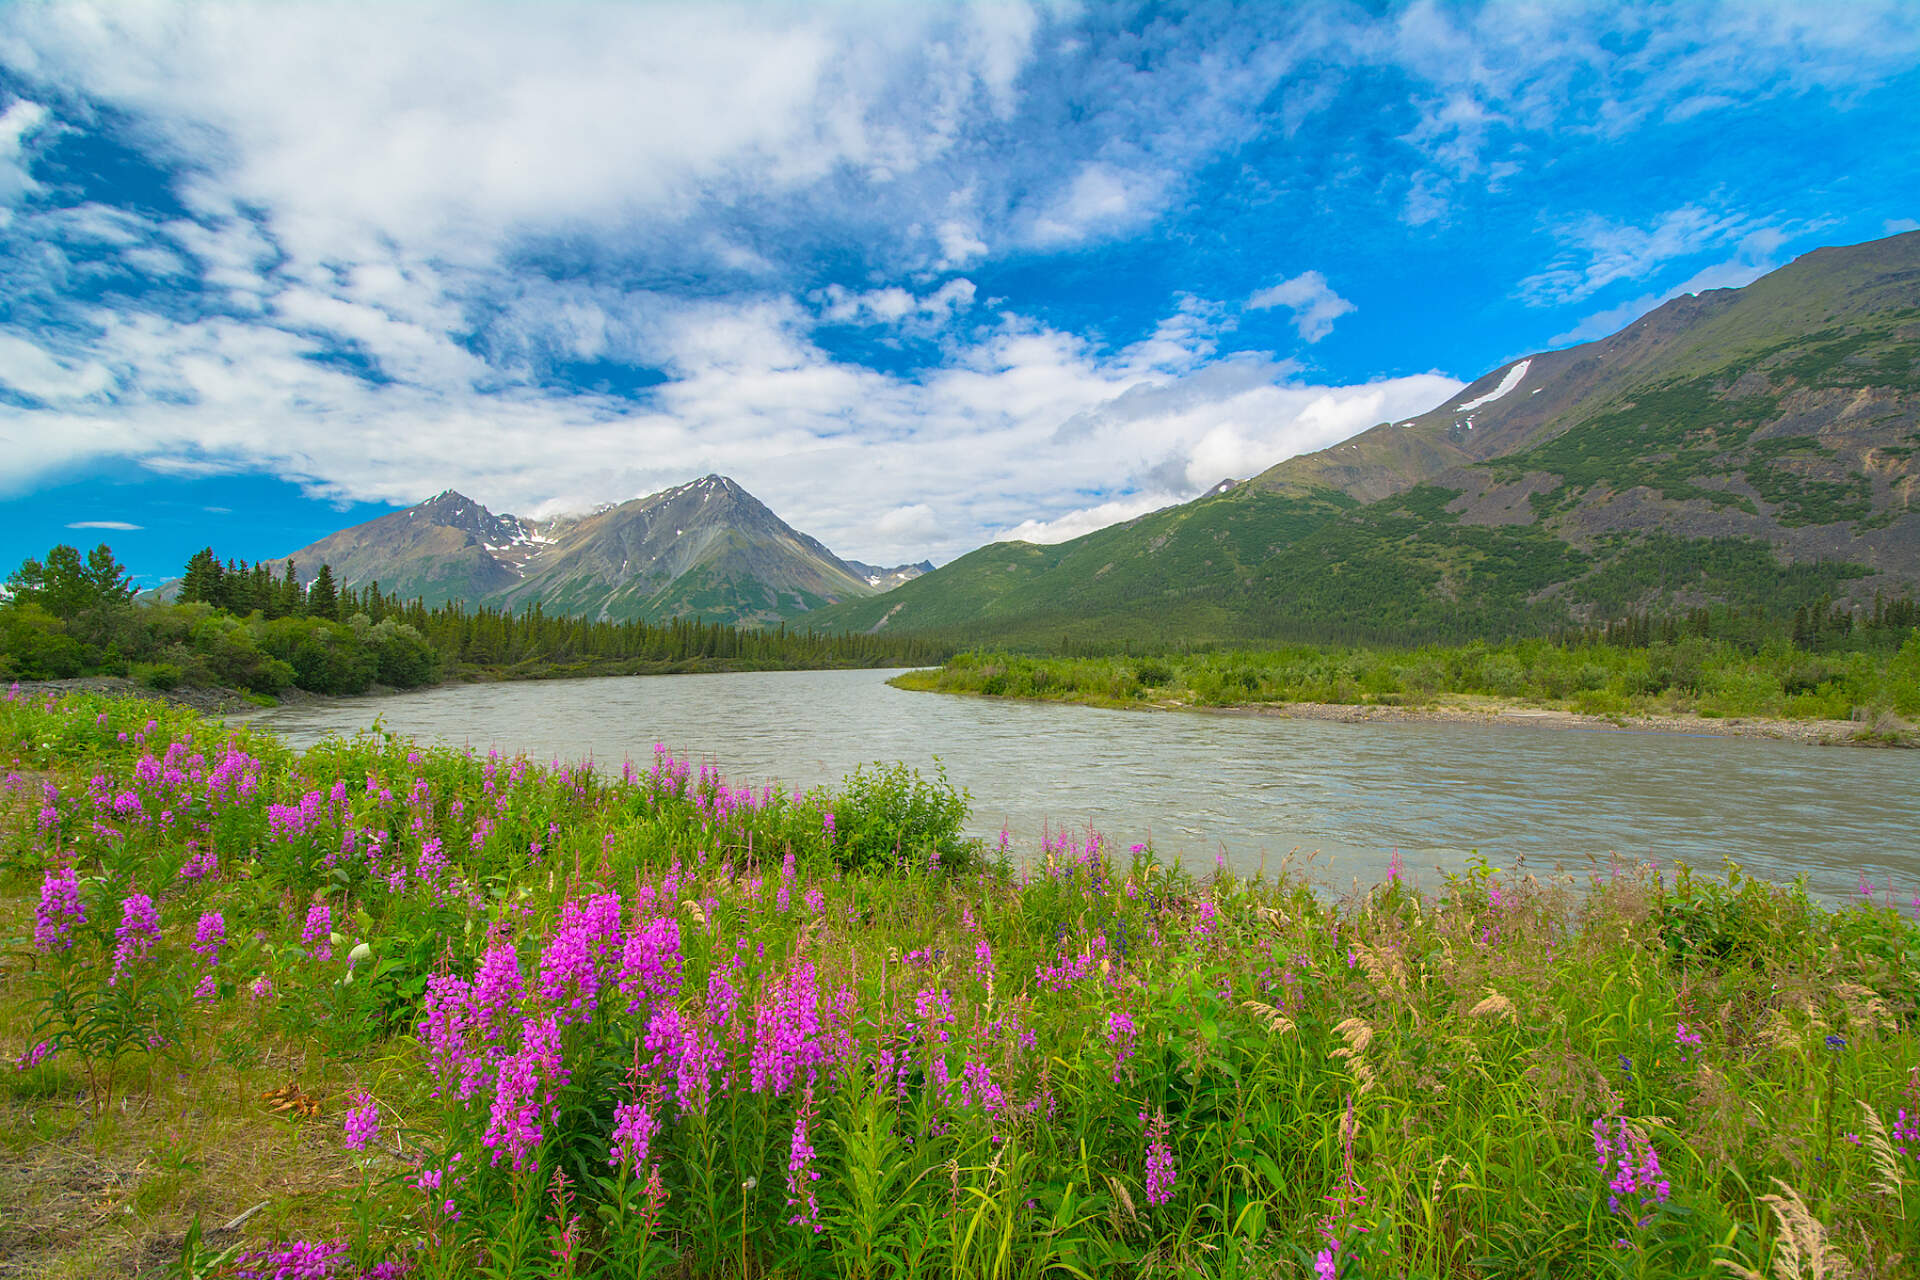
xmin=1675 ymin=1023 xmax=1703 ymax=1059
xmin=1142 ymin=1108 xmax=1176 ymax=1206
xmin=192 ymin=910 xmax=225 ymax=999
xmin=1315 ymin=1240 xmax=1342 ymax=1280
xmin=785 ymin=1086 xmax=823 ymax=1232
xmin=15 ymin=1041 xmax=51 ymax=1071
xmin=1107 ymin=1010 xmax=1138 ymax=1082
xmin=1826 ymin=1034 xmax=1848 ymax=1051
xmin=302 ymin=900 xmax=333 ymax=960
xmin=33 ymin=865 xmax=85 ymax=953
xmin=609 ymin=1092 xmax=659 ymax=1172
xmin=1592 ymin=1116 xmax=1670 ymax=1225
xmin=109 ymin=894 xmax=160 ymax=986
xmin=230 ymin=1238 xmax=350 ymax=1279
xmin=343 ymin=1092 xmax=379 ymax=1151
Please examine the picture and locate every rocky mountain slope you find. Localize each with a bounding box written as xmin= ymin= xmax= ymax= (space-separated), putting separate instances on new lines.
xmin=274 ymin=475 xmax=920 ymax=627
xmin=799 ymin=230 xmax=1920 ymax=646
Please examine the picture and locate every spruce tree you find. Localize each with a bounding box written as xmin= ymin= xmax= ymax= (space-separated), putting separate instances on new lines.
xmin=308 ymin=563 xmax=339 ymax=620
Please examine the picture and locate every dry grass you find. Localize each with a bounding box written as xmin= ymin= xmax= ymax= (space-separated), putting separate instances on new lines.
xmin=0 ymin=1039 xmax=370 ymax=1278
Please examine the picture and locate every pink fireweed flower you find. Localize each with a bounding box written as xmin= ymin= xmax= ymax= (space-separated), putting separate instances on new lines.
xmin=15 ymin=1041 xmax=52 ymax=1070
xmin=1107 ymin=1011 xmax=1139 ymax=1082
xmin=301 ymin=901 xmax=333 ymax=960
xmin=750 ymin=958 xmax=828 ymax=1095
xmin=609 ymin=1092 xmax=660 ymax=1172
xmin=192 ymin=910 xmax=225 ymax=999
xmin=1142 ymin=1108 xmax=1176 ymax=1206
xmin=343 ymin=1091 xmax=379 ymax=1151
xmin=617 ymin=915 xmax=684 ymax=1016
xmin=109 ymin=893 xmax=160 ymax=985
xmin=485 ymin=1012 xmax=569 ymax=1172
xmin=1593 ymin=1116 xmax=1671 ymax=1225
xmin=33 ymin=865 xmax=85 ymax=953
xmin=786 ymin=1086 xmax=823 ymax=1232
xmin=1675 ymin=1022 xmax=1703 ymax=1060
xmin=230 ymin=1238 xmax=350 ymax=1279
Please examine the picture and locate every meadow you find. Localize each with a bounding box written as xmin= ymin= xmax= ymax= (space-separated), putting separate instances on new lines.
xmin=3 ymin=686 xmax=1918 ymax=1278
xmin=898 ymin=635 xmax=1920 ymax=732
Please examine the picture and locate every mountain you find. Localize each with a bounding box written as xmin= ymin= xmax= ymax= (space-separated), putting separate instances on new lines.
xmin=843 ymin=559 xmax=935 ymax=590
xmin=799 ymin=231 xmax=1920 ymax=646
xmin=274 ymin=475 xmax=910 ymax=627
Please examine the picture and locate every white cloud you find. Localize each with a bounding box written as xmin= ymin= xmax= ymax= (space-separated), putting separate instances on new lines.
xmin=1885 ymin=218 xmax=1920 ymax=235
xmin=817 ymin=279 xmax=976 ymax=328
xmin=1546 ymin=244 xmax=1786 ymax=346
xmin=1247 ymin=271 xmax=1357 ymax=343
xmin=0 ymin=98 xmax=48 ymax=208
xmin=0 ymin=334 xmax=114 ymax=402
xmin=1518 ymin=206 xmax=1778 ymax=307
xmin=998 ymin=494 xmax=1173 ymax=544
xmin=66 ymin=520 xmax=142 ymax=530
xmin=875 ymin=503 xmax=939 ymax=541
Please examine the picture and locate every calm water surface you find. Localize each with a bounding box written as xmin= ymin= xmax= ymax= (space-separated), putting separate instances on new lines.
xmin=238 ymin=668 xmax=1920 ymax=902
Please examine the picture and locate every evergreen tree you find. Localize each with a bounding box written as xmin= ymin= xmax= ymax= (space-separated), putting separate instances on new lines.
xmin=308 ymin=563 xmax=339 ymax=620
xmin=180 ymin=548 xmax=221 ymax=604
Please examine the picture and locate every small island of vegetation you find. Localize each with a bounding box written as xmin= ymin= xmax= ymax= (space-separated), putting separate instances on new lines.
xmin=894 ymin=600 xmax=1920 ymax=747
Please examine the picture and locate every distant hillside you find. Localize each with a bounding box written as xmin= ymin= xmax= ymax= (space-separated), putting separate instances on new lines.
xmin=801 ymin=231 xmax=1920 ymax=646
xmin=272 ymin=475 xmax=920 ymax=628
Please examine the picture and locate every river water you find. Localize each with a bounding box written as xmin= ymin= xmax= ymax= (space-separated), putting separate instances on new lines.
xmin=237 ymin=668 xmax=1920 ymax=902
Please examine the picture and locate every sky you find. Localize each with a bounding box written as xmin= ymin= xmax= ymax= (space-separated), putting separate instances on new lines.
xmin=1 ymin=0 xmax=1917 ymax=586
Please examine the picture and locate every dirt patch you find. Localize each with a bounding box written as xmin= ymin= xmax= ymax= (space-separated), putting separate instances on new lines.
xmin=1189 ymin=697 xmax=1904 ymax=747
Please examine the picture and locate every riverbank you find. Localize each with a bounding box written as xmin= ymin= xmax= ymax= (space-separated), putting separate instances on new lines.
xmin=3 ymin=689 xmax=1917 ymax=1278
xmin=891 ymin=641 xmax=1920 ymax=747
xmin=892 ymin=672 xmax=1911 ymax=747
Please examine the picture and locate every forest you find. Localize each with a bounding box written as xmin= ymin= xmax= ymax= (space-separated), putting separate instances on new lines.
xmin=0 ymin=544 xmax=948 ymax=696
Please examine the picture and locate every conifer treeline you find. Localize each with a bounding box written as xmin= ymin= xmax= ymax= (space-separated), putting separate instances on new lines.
xmin=174 ymin=547 xmax=948 ymax=671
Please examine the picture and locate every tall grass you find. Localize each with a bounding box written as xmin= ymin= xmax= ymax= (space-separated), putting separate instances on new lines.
xmin=906 ymin=634 xmax=1920 ymax=726
xmin=2 ymin=686 xmax=1918 ymax=1277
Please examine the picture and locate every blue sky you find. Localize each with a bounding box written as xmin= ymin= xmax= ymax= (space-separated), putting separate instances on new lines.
xmin=1 ymin=0 xmax=1916 ymax=585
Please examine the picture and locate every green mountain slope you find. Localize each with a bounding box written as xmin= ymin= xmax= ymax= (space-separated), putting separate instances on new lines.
xmin=801 ymin=231 xmax=1920 ymax=646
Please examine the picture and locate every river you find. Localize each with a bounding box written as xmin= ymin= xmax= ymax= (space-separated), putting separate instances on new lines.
xmin=237 ymin=668 xmax=1920 ymax=902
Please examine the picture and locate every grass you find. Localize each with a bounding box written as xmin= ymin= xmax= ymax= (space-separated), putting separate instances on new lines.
xmin=3 ymin=688 xmax=1920 ymax=1277
xmin=900 ymin=634 xmax=1920 ymax=733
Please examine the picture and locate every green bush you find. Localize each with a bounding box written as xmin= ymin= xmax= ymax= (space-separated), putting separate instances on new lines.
xmin=831 ymin=759 xmax=974 ymax=870
xmin=132 ymin=661 xmax=181 ymax=691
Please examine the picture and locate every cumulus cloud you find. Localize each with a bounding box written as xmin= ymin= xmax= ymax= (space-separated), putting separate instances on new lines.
xmin=0 ymin=1 xmax=1911 ymax=569
xmin=997 ymin=494 xmax=1174 ymax=544
xmin=1246 ymin=271 xmax=1356 ymax=343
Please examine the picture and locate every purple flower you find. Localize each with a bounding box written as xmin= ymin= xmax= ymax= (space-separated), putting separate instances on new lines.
xmin=302 ymin=901 xmax=333 ymax=961
xmin=343 ymin=1091 xmax=379 ymax=1151
xmin=230 ymin=1238 xmax=350 ymax=1279
xmin=192 ymin=910 xmax=225 ymax=1000
xmin=1593 ymin=1116 xmax=1671 ymax=1224
xmin=33 ymin=865 xmax=85 ymax=953
xmin=109 ymin=893 xmax=159 ymax=986
xmin=1142 ymin=1108 xmax=1176 ymax=1206
xmin=609 ymin=1094 xmax=659 ymax=1172
xmin=785 ymin=1086 xmax=823 ymax=1232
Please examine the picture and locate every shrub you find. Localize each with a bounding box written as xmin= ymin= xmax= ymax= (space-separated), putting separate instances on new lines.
xmin=132 ymin=661 xmax=181 ymax=691
xmin=831 ymin=759 xmax=974 ymax=870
